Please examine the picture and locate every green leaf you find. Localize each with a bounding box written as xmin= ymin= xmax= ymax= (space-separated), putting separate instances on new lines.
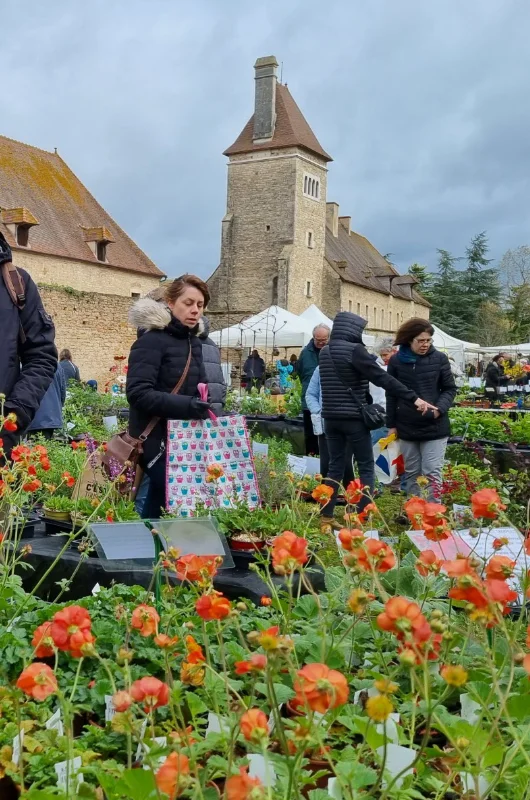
xmin=352 ymin=763 xmax=378 ymax=789
xmin=293 ymin=595 xmax=321 ymax=620
xmin=324 ymin=566 xmax=345 ymax=593
xmin=101 ymin=768 xmax=158 ymax=800
xmin=308 ymin=790 xmax=333 ymax=800
xmin=255 ymin=681 xmax=295 ymax=705
xmin=186 ymin=691 xmax=208 ymax=717
xmin=482 ymin=744 xmax=505 ymax=768
xmin=507 ymin=694 xmax=530 ymax=721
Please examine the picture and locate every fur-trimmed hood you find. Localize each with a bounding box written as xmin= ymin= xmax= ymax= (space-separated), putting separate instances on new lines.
xmin=197 ymin=316 xmax=211 ymax=340
xmin=129 ymin=298 xmax=171 ymax=331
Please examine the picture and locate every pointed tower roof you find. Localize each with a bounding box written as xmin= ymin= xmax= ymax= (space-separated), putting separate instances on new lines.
xmin=224 ymin=84 xmax=332 ymax=162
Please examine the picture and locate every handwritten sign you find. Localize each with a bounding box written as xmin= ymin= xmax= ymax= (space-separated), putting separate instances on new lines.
xmin=406 ymin=531 xmax=472 ymax=562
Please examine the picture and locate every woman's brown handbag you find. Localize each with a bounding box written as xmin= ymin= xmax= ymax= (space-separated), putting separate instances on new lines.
xmin=102 ymin=347 xmax=192 ymax=487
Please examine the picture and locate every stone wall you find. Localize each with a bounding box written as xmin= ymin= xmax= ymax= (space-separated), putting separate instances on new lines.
xmin=339 ymin=282 xmax=430 ymax=335
xmin=15 ymin=249 xmax=160 ymax=298
xmin=39 ymin=286 xmax=136 ymax=387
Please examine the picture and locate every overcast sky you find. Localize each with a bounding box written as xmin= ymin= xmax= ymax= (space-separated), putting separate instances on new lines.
xmin=3 ymin=0 xmax=529 ymax=279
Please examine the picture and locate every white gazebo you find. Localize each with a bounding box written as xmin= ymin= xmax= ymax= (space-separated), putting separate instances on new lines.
xmin=209 ymin=305 xmax=315 ymax=349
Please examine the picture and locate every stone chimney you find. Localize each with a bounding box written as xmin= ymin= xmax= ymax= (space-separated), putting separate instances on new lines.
xmin=339 ymin=216 xmax=351 ymax=234
xmin=326 ymin=202 xmax=339 ymax=237
xmin=253 ymin=56 xmax=279 ymax=142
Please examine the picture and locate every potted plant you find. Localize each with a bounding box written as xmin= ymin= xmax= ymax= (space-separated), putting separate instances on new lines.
xmin=42 ymin=495 xmax=74 ymax=522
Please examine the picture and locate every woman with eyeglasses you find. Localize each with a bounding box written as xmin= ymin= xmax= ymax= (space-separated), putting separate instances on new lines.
xmin=386 ymin=318 xmax=456 ymax=500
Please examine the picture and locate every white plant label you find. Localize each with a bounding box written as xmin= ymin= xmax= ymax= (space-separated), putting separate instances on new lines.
xmin=45 ymin=709 xmax=64 ymax=736
xmin=376 ymin=713 xmax=400 ymax=745
xmin=12 ymin=730 xmax=24 ymax=766
xmin=327 ymin=777 xmax=343 ymax=800
xmin=268 ymin=704 xmax=283 ymax=733
xmin=248 ymin=753 xmax=276 ymax=786
xmin=105 ymin=694 xmax=116 ymax=722
xmin=206 ymin=712 xmax=230 ymax=735
xmin=55 ymin=757 xmax=83 ymax=791
xmin=142 ymin=736 xmax=167 ymax=769
xmin=135 ymin=718 xmax=148 ymax=761
xmin=376 ymin=743 xmax=416 ymax=788
xmin=92 ymin=583 xmax=101 ymax=596
xmin=287 ymin=455 xmax=307 ymax=476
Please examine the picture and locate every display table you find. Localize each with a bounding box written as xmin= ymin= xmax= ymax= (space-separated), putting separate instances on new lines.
xmin=245 ymin=415 xmax=305 ymax=455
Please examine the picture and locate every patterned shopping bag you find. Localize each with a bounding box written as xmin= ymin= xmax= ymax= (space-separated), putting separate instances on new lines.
xmin=166 ymin=415 xmax=260 ymax=517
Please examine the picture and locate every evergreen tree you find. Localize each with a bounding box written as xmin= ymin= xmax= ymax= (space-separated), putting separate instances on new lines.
xmin=459 ymin=232 xmax=501 ymax=338
xmin=429 ymin=249 xmax=464 ymax=336
xmin=408 ymin=263 xmax=433 ymax=302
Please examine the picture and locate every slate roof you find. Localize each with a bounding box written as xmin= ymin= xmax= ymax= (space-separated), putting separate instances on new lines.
xmin=325 ymin=223 xmax=430 ymax=307
xmin=0 ymin=134 xmax=163 ymax=277
xmin=224 ymin=84 xmax=332 ymax=162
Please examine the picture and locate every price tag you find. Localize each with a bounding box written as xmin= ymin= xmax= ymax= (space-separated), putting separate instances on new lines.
xmin=304 ymin=456 xmax=321 ymax=476
xmin=327 ymin=778 xmax=342 ymax=799
xmin=55 ymin=757 xmax=83 ymax=791
xmin=12 ymin=730 xmax=24 ymax=766
xmin=45 ymin=709 xmax=64 ymax=736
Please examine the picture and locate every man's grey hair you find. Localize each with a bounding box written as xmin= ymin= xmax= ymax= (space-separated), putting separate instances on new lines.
xmin=375 ymin=337 xmax=394 ymax=355
xmin=313 ymin=324 xmax=331 ymax=336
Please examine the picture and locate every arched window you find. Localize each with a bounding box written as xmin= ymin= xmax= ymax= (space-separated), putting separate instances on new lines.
xmin=381 ymin=309 xmax=385 ymax=328
xmin=272 ymin=276 xmax=278 ymax=305
xmin=304 ymin=176 xmax=308 ymax=194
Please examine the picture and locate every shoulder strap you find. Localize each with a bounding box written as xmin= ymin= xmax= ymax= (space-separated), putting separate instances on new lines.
xmin=2 ymin=261 xmax=27 ymax=343
xmin=138 ymin=343 xmax=193 ymax=443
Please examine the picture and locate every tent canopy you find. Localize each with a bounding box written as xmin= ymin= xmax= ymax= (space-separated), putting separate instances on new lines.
xmin=474 ymin=343 xmax=530 ymax=356
xmin=298 ymin=304 xmax=333 ymax=330
xmin=209 ymin=305 xmax=315 ymax=349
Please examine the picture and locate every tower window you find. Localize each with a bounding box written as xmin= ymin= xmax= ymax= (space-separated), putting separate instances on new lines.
xmin=303 ymin=172 xmax=320 ymax=201
xmin=389 ymin=311 xmax=392 ymax=328
xmin=348 ymin=300 xmax=352 ymax=312
xmin=96 ymin=241 xmax=107 ymax=262
xmin=266 ymin=224 xmax=270 ymax=232
xmin=357 ymin=302 xmax=361 ymax=315
xmin=365 ymin=305 xmax=369 ymax=319
xmin=305 ymin=280 xmax=313 ymax=298
xmin=16 ymin=225 xmax=30 ymax=247
xmin=381 ymin=309 xmax=385 ymax=328
xmin=272 ymin=276 xmax=278 ymax=305
xmin=307 ymin=231 xmax=314 ymax=248
xmin=373 ymin=307 xmax=377 ymax=326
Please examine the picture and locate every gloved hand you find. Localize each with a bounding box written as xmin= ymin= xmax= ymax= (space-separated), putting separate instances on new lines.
xmin=189 ymin=398 xmax=212 ymax=420
xmin=311 ymin=413 xmax=323 ymax=436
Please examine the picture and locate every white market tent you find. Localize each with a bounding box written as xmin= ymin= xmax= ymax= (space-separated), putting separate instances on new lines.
xmin=209 ymin=305 xmax=315 ymax=349
xmin=473 ymin=343 xmax=530 ymax=356
xmin=299 ymin=303 xmax=333 ymax=330
xmin=431 ymin=325 xmax=481 ymax=366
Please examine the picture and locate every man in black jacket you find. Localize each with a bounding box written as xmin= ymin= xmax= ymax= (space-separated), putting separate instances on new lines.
xmin=0 ymin=233 xmax=57 ymax=455
xmin=319 ymin=312 xmax=435 ymax=530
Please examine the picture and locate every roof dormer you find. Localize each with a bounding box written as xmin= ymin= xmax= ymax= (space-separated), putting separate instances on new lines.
xmin=1 ymin=207 xmax=39 ymax=248
xmin=81 ymin=226 xmax=115 ymax=263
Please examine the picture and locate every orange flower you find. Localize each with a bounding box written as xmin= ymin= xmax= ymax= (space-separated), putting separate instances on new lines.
xmin=22 ymin=479 xmax=42 ymax=492
xmin=271 ymin=531 xmax=308 ymax=574
xmin=226 ymin=767 xmax=264 ymax=800
xmin=415 ymin=550 xmax=442 ymax=577
xmin=175 ymin=554 xmax=218 ymax=583
xmin=185 ymin=635 xmax=205 ymax=663
xmin=206 ymin=464 xmax=225 ymax=480
xmin=260 ymin=596 xmax=272 ymax=606
xmin=130 ymin=677 xmax=170 ymax=711
xmin=39 ymin=456 xmax=51 ymax=471
xmin=377 ymin=596 xmax=432 ymax=644
xmin=355 ymin=539 xmax=396 ymax=573
xmin=195 ymin=591 xmax=231 ymax=620
xmin=32 ymin=622 xmax=54 ymax=658
xmin=235 ymin=654 xmax=268 ymax=675
xmin=11 ymin=444 xmax=31 ymax=462
xmin=444 ymin=558 xmax=477 ymax=579
xmin=422 ymin=502 xmax=447 ymax=525
xmin=156 ymin=752 xmax=190 ymax=799
xmin=112 ymin=690 xmax=133 ymax=712
xmin=338 ymin=528 xmax=365 ymax=551
xmin=61 ymin=471 xmax=76 ymax=488
xmin=256 ymin=625 xmax=280 ymax=651
xmin=404 ymin=497 xmax=427 ymax=529
xmin=485 ymin=579 xmax=518 ymax=612
xmin=180 ymin=661 xmax=205 ymax=686
xmin=493 ymin=537 xmax=509 ymax=550
xmin=240 ymin=708 xmax=269 ymax=742
xmin=345 ymin=478 xmax=365 ymax=504
xmin=154 ymin=633 xmax=179 ymax=649
xmin=311 ymin=484 xmax=334 ymax=504
xmin=423 ymin=521 xmax=451 ymax=542
xmin=51 ymin=605 xmax=96 ymax=657
xmin=3 ymin=416 xmax=17 ymax=432
xmin=293 ymin=663 xmax=349 ymax=714
xmin=16 ymin=663 xmax=58 ymax=701
xmin=471 ymin=488 xmax=506 ymax=520
xmin=357 ymin=502 xmax=379 ymax=523
xmin=131 ymin=604 xmax=160 ymax=637
xmin=485 ymin=555 xmax=516 ymax=580
xmin=347 ymin=588 xmax=374 ymax=614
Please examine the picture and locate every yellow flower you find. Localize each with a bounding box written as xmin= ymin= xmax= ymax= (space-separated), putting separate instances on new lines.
xmin=347 ymin=588 xmax=373 ymax=615
xmin=374 ymin=678 xmax=398 ymax=695
xmin=416 ymin=475 xmax=430 ymax=488
xmin=365 ymin=694 xmax=394 ymax=723
xmin=180 ymin=662 xmax=205 ymax=687
xmin=440 ymin=664 xmax=468 ymax=687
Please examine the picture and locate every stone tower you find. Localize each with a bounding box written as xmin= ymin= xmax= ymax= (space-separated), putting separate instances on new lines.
xmin=208 ymin=56 xmax=332 ymax=322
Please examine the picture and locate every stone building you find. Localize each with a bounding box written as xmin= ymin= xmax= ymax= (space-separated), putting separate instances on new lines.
xmin=0 ymin=134 xmax=164 ymax=383
xmin=208 ymin=56 xmax=429 ymax=336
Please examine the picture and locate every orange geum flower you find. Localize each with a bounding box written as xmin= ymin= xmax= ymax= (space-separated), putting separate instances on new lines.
xmin=416 ymin=550 xmax=442 ymax=577
xmin=206 ymin=464 xmax=225 ymax=480
xmin=344 ymin=478 xmax=365 ymax=504
xmin=441 ymin=664 xmax=468 ymax=687
xmin=357 ymin=502 xmax=380 ymax=524
xmin=423 ymin=521 xmax=451 ymax=542
xmin=156 ymin=752 xmax=190 ymax=799
xmin=130 ymin=676 xmax=169 ymax=711
xmin=180 ymin=661 xmax=205 ymax=687
xmin=175 ymin=554 xmax=219 ymax=583
xmin=338 ymin=528 xmax=365 ymax=551
xmin=485 ymin=555 xmax=516 ymax=580
xmin=51 ymin=605 xmax=95 ymax=657
xmin=154 ymin=633 xmax=179 ymax=649
xmin=311 ymin=484 xmax=333 ymax=504
xmin=260 ymin=596 xmax=272 ymax=606
xmin=235 ymin=654 xmax=268 ymax=675
xmin=185 ymin=635 xmax=205 ymax=663
xmin=112 ymin=690 xmax=133 ymax=712
xmin=240 ymin=708 xmax=269 ymax=742
xmin=16 ymin=663 xmax=58 ymax=701
xmin=195 ymin=591 xmax=231 ymax=620
xmin=226 ymin=767 xmax=265 ymax=800
xmin=271 ymin=531 xmax=308 ymax=574
xmin=471 ymin=488 xmax=506 ymax=520
xmin=444 ymin=558 xmax=478 ymax=579
xmin=131 ymin=604 xmax=160 ymax=637
xmin=365 ymin=694 xmax=393 ymax=722
xmin=355 ymin=538 xmax=396 ymax=573
xmin=377 ymin=596 xmax=432 ymax=644
xmin=493 ymin=537 xmax=509 ymax=551
xmin=294 ymin=663 xmax=349 ymax=714
xmin=32 ymin=622 xmax=54 ymax=658
xmin=347 ymin=588 xmax=374 ymax=614
xmin=404 ymin=497 xmax=427 ymax=529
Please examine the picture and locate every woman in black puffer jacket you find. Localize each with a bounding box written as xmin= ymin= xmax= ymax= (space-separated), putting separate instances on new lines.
xmin=387 ymin=318 xmax=457 ymax=500
xmin=127 ymin=276 xmax=211 ymax=518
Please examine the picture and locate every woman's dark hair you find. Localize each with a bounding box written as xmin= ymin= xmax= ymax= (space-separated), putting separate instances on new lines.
xmin=492 ymin=354 xmax=504 ymax=363
xmin=394 ymin=318 xmax=434 ymax=346
xmin=164 ymin=275 xmax=210 ymax=308
xmin=59 ymin=349 xmax=72 ymax=361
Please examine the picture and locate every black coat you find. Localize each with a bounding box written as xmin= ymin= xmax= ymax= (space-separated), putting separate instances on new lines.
xmin=386 ymin=347 xmax=457 ymax=441
xmin=0 ymin=233 xmax=57 ymax=448
xmin=296 ymin=340 xmax=321 ymax=410
xmin=320 ymin=312 xmax=418 ymax=420
xmin=484 ymin=361 xmax=502 ymax=389
xmin=127 ymin=298 xmax=205 ymax=464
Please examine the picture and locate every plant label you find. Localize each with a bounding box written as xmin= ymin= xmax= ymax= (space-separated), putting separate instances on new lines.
xmin=460 ymin=693 xmax=482 ymax=724
xmin=206 ymin=712 xmax=230 ymax=735
xmin=376 ymin=713 xmax=400 ymax=744
xmin=287 ymin=455 xmax=307 ymax=476
xmin=92 ymin=583 xmax=101 ymax=596
xmin=105 ymin=694 xmax=116 ymax=722
xmin=327 ymin=777 xmax=342 ymax=799
xmin=376 ymin=743 xmax=415 ymax=787
xmin=268 ymin=704 xmax=283 ymax=733
xmin=304 ymin=456 xmax=321 ymax=476
xmin=6 ymin=616 xmax=21 ymax=633
xmin=252 ymin=442 xmax=269 ymax=456
xmin=142 ymin=736 xmax=167 ymax=769
xmin=406 ymin=530 xmax=472 ymax=561
xmin=12 ymin=730 xmax=24 ymax=766
xmin=354 ymin=687 xmax=378 ymax=705
xmin=135 ymin=718 xmax=148 ymax=761
xmin=55 ymin=757 xmax=83 ymax=791
xmin=248 ymin=753 xmax=276 ymax=786
xmin=45 ymin=709 xmax=64 ymax=737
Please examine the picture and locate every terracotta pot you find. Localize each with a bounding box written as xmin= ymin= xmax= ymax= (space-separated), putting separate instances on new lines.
xmin=229 ymin=537 xmax=266 ymax=552
xmin=43 ymin=508 xmax=72 ymax=523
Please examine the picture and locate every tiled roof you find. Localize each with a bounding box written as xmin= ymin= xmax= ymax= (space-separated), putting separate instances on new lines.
xmin=0 ymin=135 xmax=163 ymax=277
xmin=224 ymin=84 xmax=332 ymax=162
xmin=325 ymin=224 xmax=431 ymax=307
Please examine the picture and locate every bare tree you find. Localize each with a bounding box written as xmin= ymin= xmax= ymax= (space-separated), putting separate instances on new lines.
xmin=471 ymin=302 xmax=511 ymax=346
xmin=499 ymin=246 xmax=530 ymax=288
